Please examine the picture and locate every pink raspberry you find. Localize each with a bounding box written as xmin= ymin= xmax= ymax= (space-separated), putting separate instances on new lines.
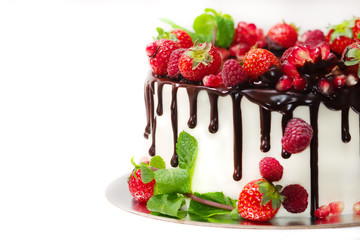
xmin=167 ymin=48 xmax=187 ymax=79
xmin=259 ymin=157 xmax=283 ymax=182
xmin=282 ymin=118 xmax=313 ymax=154
xmin=281 ymin=184 xmax=309 ymax=213
xmin=221 ymin=59 xmax=248 ymax=87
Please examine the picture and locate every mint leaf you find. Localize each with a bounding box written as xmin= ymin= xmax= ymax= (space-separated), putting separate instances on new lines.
xmin=214 ymin=13 xmax=234 ymax=48
xmin=150 ymin=155 xmax=166 ymax=169
xmin=147 ymin=194 xmax=187 ymax=218
xmin=153 ymin=168 xmax=191 ymax=195
xmin=193 ymin=13 xmax=217 ymax=43
xmin=188 ymin=192 xmax=237 ymax=218
xmin=140 ymin=162 xmax=154 ymax=183
xmin=230 ymin=208 xmax=240 ymax=220
xmin=176 ymin=131 xmax=198 ymax=172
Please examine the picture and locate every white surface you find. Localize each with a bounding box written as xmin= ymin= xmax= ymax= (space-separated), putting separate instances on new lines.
xmin=0 ymin=0 xmax=359 ymax=239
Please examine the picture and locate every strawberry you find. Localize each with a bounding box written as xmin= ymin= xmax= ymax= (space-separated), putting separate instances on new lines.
xmin=128 ymin=168 xmax=155 ymax=203
xmin=147 ymin=39 xmax=179 ymax=76
xmin=156 ymin=27 xmax=193 ymax=49
xmin=267 ymin=22 xmax=298 ymax=48
xmin=326 ymin=17 xmax=360 ymax=55
xmin=234 ymin=22 xmax=266 ymax=47
xmin=238 ymin=179 xmax=284 ymax=222
xmin=341 ymin=41 xmax=360 ymax=78
xmin=179 ymin=42 xmax=221 ymax=81
xmin=243 ymin=48 xmax=280 ymax=79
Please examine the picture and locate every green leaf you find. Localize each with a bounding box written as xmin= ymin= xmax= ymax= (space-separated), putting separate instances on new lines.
xmin=153 ymin=168 xmax=191 ymax=195
xmin=146 ymin=194 xmax=187 ymax=218
xmin=140 ymin=162 xmax=154 ymax=183
xmin=344 ymin=59 xmax=360 ymax=66
xmin=160 ymin=18 xmax=203 ymax=42
xmin=214 ymin=14 xmax=234 ymax=48
xmin=230 ymin=208 xmax=240 ymax=220
xmin=176 ymin=131 xmax=198 ymax=172
xmin=188 ymin=192 xmax=237 ymax=218
xmin=150 ymin=155 xmax=166 ymax=169
xmin=193 ymin=13 xmax=217 ymax=43
xmin=130 ymin=157 xmax=140 ymax=179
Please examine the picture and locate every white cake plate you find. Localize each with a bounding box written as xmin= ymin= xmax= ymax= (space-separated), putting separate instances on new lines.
xmin=106 ymin=174 xmax=360 ymax=229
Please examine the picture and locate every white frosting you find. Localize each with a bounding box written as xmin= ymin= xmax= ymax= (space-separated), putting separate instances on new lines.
xmin=146 ymin=81 xmax=360 ymax=217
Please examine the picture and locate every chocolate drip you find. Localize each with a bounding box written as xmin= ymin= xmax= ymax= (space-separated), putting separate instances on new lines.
xmin=156 ymin=82 xmax=164 ymax=116
xmin=281 ymin=112 xmax=293 ymax=159
xmin=232 ymin=93 xmax=243 ymax=181
xmin=208 ymin=92 xmax=219 ymax=133
xmin=170 ymin=85 xmax=179 ymax=167
xmin=144 ymin=81 xmax=151 ymax=139
xmin=149 ymin=117 xmax=156 ymax=156
xmin=187 ymin=88 xmax=200 ymax=129
xmin=341 ymin=107 xmax=351 ymax=143
xmin=259 ymin=107 xmax=271 ymax=152
xmin=309 ymin=103 xmax=320 ymax=218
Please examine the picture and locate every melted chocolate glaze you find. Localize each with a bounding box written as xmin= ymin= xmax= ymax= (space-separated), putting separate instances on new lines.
xmin=144 ymin=72 xmax=360 ymax=218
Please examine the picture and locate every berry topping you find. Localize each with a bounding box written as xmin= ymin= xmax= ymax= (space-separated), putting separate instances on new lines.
xmin=238 ymin=179 xmax=285 ymax=222
xmin=326 ymin=17 xmax=360 ymax=55
xmin=276 ymin=75 xmax=293 ymax=91
xmin=229 ymin=43 xmax=251 ymax=61
xmin=318 ymin=78 xmax=334 ymax=96
xmin=179 ymin=42 xmax=222 ymax=81
xmin=148 ymin=39 xmax=179 ymax=76
xmin=243 ymin=48 xmax=280 ymax=79
xmin=234 ymin=22 xmax=266 ymax=48
xmin=267 ymin=22 xmax=298 ymax=48
xmin=215 ymin=47 xmax=230 ymax=62
xmin=167 ymin=48 xmax=187 ymax=79
xmin=329 ymin=201 xmax=344 ymax=216
xmin=292 ymin=76 xmax=308 ymax=91
xmin=281 ymin=184 xmax=309 ymax=213
xmin=315 ymin=205 xmax=331 ymax=219
xmin=156 ymin=28 xmax=193 ymax=49
xmin=354 ymin=202 xmax=360 ymax=215
xmin=203 ymin=74 xmax=223 ymax=87
xmin=281 ymin=118 xmax=313 ymax=154
xmin=300 ymin=29 xmax=326 ymax=47
xmin=341 ymin=41 xmax=360 ymax=78
xmin=128 ymin=168 xmax=155 ymax=203
xmin=259 ymin=157 xmax=283 ymax=182
xmin=221 ymin=59 xmax=248 ymax=87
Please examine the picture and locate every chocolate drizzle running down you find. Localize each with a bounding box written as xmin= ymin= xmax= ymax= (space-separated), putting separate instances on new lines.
xmin=144 ymin=73 xmax=360 ymax=218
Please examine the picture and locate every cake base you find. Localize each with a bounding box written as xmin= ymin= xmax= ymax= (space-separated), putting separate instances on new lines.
xmin=106 ymin=174 xmax=360 ymax=229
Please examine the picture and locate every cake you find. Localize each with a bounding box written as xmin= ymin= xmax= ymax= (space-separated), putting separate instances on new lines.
xmin=130 ymin=9 xmax=360 ymax=221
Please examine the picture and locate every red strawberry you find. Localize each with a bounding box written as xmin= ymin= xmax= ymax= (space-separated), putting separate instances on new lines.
xmin=315 ymin=205 xmax=330 ymax=219
xmin=329 ymin=201 xmax=344 ymax=216
xmin=238 ymin=179 xmax=284 ymax=222
xmin=221 ymin=59 xmax=248 ymax=87
xmin=326 ymin=17 xmax=360 ymax=55
xmin=281 ymin=184 xmax=309 ymax=213
xmin=179 ymin=42 xmax=221 ymax=81
xmin=354 ymin=201 xmax=360 ymax=215
xmin=341 ymin=41 xmax=360 ymax=78
xmin=156 ymin=27 xmax=193 ymax=49
xmin=243 ymin=48 xmax=280 ymax=79
xmin=167 ymin=48 xmax=187 ymax=79
xmin=170 ymin=29 xmax=193 ymax=48
xmin=282 ymin=118 xmax=313 ymax=154
xmin=259 ymin=157 xmax=283 ymax=182
xmin=128 ymin=168 xmax=155 ymax=203
xmin=147 ymin=39 xmax=179 ymax=76
xmin=267 ymin=22 xmax=298 ymax=48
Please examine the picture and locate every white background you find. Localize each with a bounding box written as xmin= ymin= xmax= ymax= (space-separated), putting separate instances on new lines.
xmin=0 ymin=0 xmax=360 ymax=239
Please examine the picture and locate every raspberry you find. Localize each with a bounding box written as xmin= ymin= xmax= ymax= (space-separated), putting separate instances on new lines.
xmin=128 ymin=169 xmax=155 ymax=203
xmin=203 ymin=74 xmax=222 ymax=87
xmin=221 ymin=59 xmax=248 ymax=87
xmin=281 ymin=118 xmax=313 ymax=154
xmin=281 ymin=184 xmax=309 ymax=213
xmin=259 ymin=157 xmax=283 ymax=182
xmin=300 ymin=29 xmax=326 ymax=47
xmin=167 ymin=48 xmax=187 ymax=79
xmin=329 ymin=201 xmax=344 ymax=216
xmin=315 ymin=205 xmax=330 ymax=219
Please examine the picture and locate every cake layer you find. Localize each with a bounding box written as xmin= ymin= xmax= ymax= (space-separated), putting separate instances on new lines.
xmin=144 ymin=74 xmax=360 ymax=217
